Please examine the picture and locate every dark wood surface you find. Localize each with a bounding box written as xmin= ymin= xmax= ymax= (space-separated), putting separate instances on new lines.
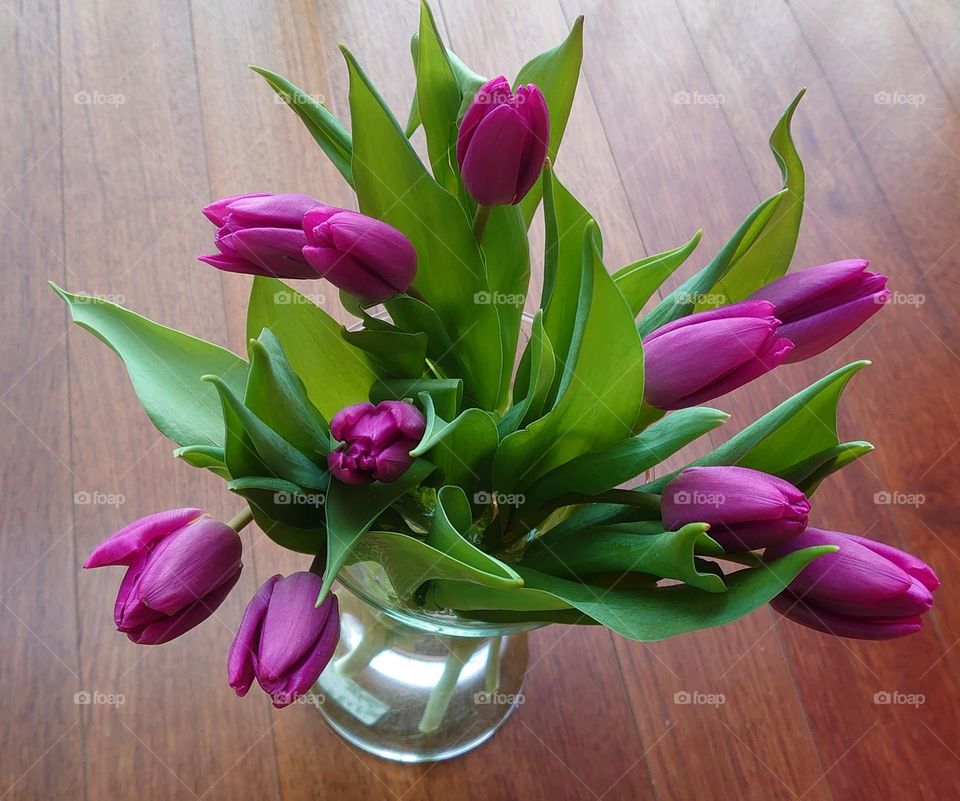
xmin=3 ymin=1 xmax=959 ymax=799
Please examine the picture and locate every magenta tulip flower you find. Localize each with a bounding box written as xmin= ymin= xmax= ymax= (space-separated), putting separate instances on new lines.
xmin=748 ymin=259 xmax=890 ymax=362
xmin=642 ymin=300 xmax=794 ymax=410
xmin=661 ymin=466 xmax=810 ymax=551
xmin=327 ymin=400 xmax=426 ymax=485
xmin=766 ymin=528 xmax=939 ymax=640
xmin=301 ymin=207 xmax=417 ymax=303
xmin=228 ymin=572 xmax=340 ymax=708
xmin=84 ymin=508 xmax=243 ymax=645
xmin=456 ymin=76 xmax=550 ymax=206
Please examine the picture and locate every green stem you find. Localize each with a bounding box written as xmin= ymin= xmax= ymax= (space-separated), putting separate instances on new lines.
xmin=484 ymin=637 xmax=502 ymax=694
xmin=472 ymin=205 xmax=492 ymax=243
xmin=418 ymin=637 xmax=476 ymax=733
xmin=335 ymin=617 xmax=395 ymax=679
xmin=227 ymin=507 xmax=254 ymax=533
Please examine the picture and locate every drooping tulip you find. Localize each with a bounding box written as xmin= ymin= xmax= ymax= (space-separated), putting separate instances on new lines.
xmin=661 ymin=466 xmax=809 ymax=551
xmin=456 ymin=76 xmax=550 ymax=206
xmin=765 ymin=528 xmax=939 ymax=640
xmin=748 ymin=259 xmax=891 ymax=362
xmin=228 ymin=572 xmax=340 ymax=708
xmin=84 ymin=508 xmax=243 ymax=645
xmin=301 ymin=207 xmax=417 ymax=303
xmin=642 ymin=300 xmax=794 ymax=410
xmin=199 ymin=193 xmax=320 ymax=279
xmin=327 ymin=400 xmax=426 ymax=485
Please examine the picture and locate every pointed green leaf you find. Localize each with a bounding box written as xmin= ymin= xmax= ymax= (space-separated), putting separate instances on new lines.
xmin=53 ymin=284 xmax=247 ymax=448
xmin=613 ymin=230 xmax=702 ymax=316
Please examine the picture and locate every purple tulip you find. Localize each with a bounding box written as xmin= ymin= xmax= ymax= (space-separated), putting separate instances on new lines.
xmin=327 ymin=400 xmax=426 ymax=485
xmin=199 ymin=193 xmax=320 ymax=279
xmin=766 ymin=528 xmax=939 ymax=640
xmin=662 ymin=466 xmax=810 ymax=551
xmin=228 ymin=572 xmax=340 ymax=708
xmin=301 ymin=207 xmax=417 ymax=303
xmin=456 ymin=76 xmax=550 ymax=206
xmin=84 ymin=508 xmax=243 ymax=645
xmin=748 ymin=259 xmax=891 ymax=362
xmin=642 ymin=300 xmax=794 ymax=410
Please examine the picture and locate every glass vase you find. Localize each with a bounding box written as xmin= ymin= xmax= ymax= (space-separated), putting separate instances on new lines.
xmin=314 ymin=561 xmax=537 ymax=762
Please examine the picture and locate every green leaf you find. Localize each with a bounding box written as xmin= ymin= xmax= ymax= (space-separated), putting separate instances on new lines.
xmin=613 ymin=230 xmax=702 ymax=316
xmin=702 ymin=90 xmax=805 ymax=306
xmin=789 ymin=441 xmax=874 ymax=494
xmin=415 ymin=1 xmax=462 ymax=193
xmin=515 ymin=17 xmax=584 ymax=226
xmin=53 ymin=284 xmax=247 ymax=448
xmin=321 ymin=460 xmax=436 ymax=602
xmin=227 ymin=476 xmax=328 ymax=533
xmin=405 ymin=34 xmax=486 ymax=137
xmin=522 ymin=522 xmax=726 ymax=593
xmin=493 ymin=222 xmax=645 ymax=491
xmin=246 ymin=278 xmax=378 ymax=418
xmin=523 ymin=407 xmax=728 ymax=509
xmin=245 ymin=330 xmax=329 ymax=456
xmin=247 ymin=498 xmax=325 ymax=555
xmin=638 ymin=191 xmax=786 ymax=338
xmin=434 ymin=546 xmax=835 ymax=641
xmin=427 ymin=486 xmax=521 ymax=583
xmin=540 ymin=165 xmax=594 ymax=400
xmin=430 ymin=409 xmax=499 ymax=496
xmin=498 ymin=312 xmax=556 ymax=437
xmin=642 ymin=362 xmax=870 ymax=492
xmin=371 ymin=377 xmax=462 ymax=420
xmin=341 ymin=327 xmax=428 ymax=378
xmin=204 ymin=376 xmax=328 ymax=488
xmin=349 ymin=529 xmax=519 ymax=601
xmin=250 ymin=66 xmax=353 ymax=186
xmin=342 ymin=45 xmax=503 ymax=409
xmin=172 ymin=444 xmax=228 ymax=478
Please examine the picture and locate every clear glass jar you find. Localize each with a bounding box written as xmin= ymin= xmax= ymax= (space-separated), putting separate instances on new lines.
xmin=314 ymin=560 xmax=538 ymax=762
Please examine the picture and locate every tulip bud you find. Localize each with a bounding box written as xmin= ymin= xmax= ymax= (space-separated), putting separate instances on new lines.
xmin=456 ymin=76 xmax=550 ymax=206
xmin=661 ymin=466 xmax=810 ymax=551
xmin=84 ymin=508 xmax=243 ymax=645
xmin=199 ymin=193 xmax=320 ymax=279
xmin=228 ymin=572 xmax=340 ymax=708
xmin=642 ymin=300 xmax=794 ymax=410
xmin=327 ymin=400 xmax=426 ymax=485
xmin=301 ymin=207 xmax=417 ymax=303
xmin=748 ymin=259 xmax=891 ymax=362
xmin=765 ymin=528 xmax=939 ymax=639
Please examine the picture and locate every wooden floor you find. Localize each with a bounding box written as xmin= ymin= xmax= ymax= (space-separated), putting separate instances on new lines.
xmin=4 ymin=0 xmax=960 ymax=798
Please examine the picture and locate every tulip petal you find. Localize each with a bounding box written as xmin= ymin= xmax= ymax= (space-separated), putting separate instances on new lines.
xmin=325 ymin=215 xmax=416 ymax=291
xmin=461 ymin=104 xmax=530 ymax=206
xmin=84 ymin=508 xmax=204 ymax=568
xmin=202 ymin=193 xmax=270 ymax=226
xmin=846 ymin=534 xmax=940 ymax=592
xmin=257 ymin=572 xmax=329 ymax=681
xmin=302 ymin=246 xmax=398 ymax=302
xmin=373 ymin=440 xmax=417 ymax=483
xmin=779 ymin=289 xmax=889 ymax=362
xmin=220 ymin=193 xmax=323 ymax=228
xmin=330 ymin=402 xmax=377 ymax=443
xmin=228 ymin=575 xmax=281 ymax=696
xmin=456 ymin=76 xmax=510 ymax=167
xmin=514 ymin=85 xmax=550 ymax=199
xmin=772 ymin=592 xmax=923 ymax=640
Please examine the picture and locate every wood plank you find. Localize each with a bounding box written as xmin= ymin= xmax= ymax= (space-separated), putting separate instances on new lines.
xmin=0 ymin=2 xmax=85 ymax=798
xmin=59 ymin=1 xmax=280 ymax=798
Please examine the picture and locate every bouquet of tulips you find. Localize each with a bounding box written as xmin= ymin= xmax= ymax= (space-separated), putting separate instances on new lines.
xmin=56 ymin=5 xmax=938 ymax=710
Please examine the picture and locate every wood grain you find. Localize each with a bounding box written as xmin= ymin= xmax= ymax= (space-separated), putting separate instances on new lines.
xmin=2 ymin=1 xmax=959 ymax=799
